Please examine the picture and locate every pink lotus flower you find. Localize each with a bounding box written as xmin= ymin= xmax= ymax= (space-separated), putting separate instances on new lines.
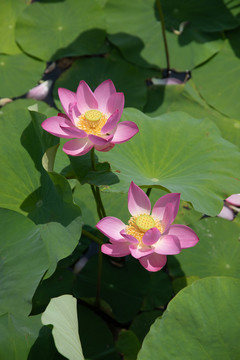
xmin=41 ymin=80 xmax=139 ymax=156
xmin=96 ymin=182 xmax=199 ymax=272
xmin=218 ymin=193 xmax=240 ymax=221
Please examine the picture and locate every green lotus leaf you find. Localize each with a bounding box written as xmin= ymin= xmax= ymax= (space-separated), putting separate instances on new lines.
xmin=0 ymin=53 xmax=45 ymax=98
xmin=130 ymin=310 xmax=163 ymax=343
xmin=142 ymin=270 xmax=173 ymax=310
xmin=137 ymin=277 xmax=240 ymax=360
xmin=73 ymin=255 xmax=149 ymax=323
xmin=168 ymin=217 xmax=240 ymax=279
xmin=53 ymin=51 xmax=158 ymax=111
xmin=0 ymin=208 xmax=48 ymax=317
xmin=0 ymin=0 xmax=29 ymax=55
xmin=97 ymin=109 xmax=240 ymax=216
xmin=161 ymin=0 xmax=240 ymax=32
xmin=225 ymin=0 xmax=240 ymax=19
xmin=37 ymin=300 xmax=120 ymax=360
xmin=105 ymin=0 xmax=223 ymax=70
xmin=77 ymin=304 xmax=119 ymax=360
xmin=0 ymin=313 xmax=42 ymax=360
xmin=144 ymin=80 xmax=240 ymax=147
xmin=116 ymin=330 xmax=141 ymax=360
xmin=0 ymin=108 xmax=82 ymax=277
xmin=193 ymin=31 xmax=240 ymax=121
xmin=42 ymin=295 xmax=84 ymax=360
xmin=0 ymin=98 xmax=58 ymax=118
xmin=15 ymin=0 xmax=107 ymax=61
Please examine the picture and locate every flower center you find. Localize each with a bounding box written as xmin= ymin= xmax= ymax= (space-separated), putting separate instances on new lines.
xmin=77 ymin=109 xmax=108 ymax=135
xmin=84 ymin=109 xmax=102 ymax=122
xmin=135 ymin=214 xmax=155 ymax=232
xmin=125 ymin=213 xmax=163 ymax=243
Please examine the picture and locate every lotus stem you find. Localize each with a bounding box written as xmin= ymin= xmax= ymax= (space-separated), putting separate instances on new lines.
xmin=82 ymin=228 xmax=104 ymax=245
xmin=90 ymin=147 xmax=106 ymax=308
xmin=156 ymin=0 xmax=170 ymax=74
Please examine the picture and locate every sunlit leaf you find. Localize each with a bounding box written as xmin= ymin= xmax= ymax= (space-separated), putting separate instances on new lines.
xmin=15 ymin=0 xmax=107 ymax=61
xmin=98 ymin=109 xmax=240 ymax=216
xmin=42 ymin=295 xmax=84 ymax=360
xmin=0 ymin=0 xmax=29 ymax=55
xmin=144 ymin=80 xmax=240 ymax=147
xmin=138 ymin=277 xmax=240 ymax=359
xmin=168 ymin=217 xmax=240 ymax=279
xmin=193 ymin=32 xmax=240 ymax=121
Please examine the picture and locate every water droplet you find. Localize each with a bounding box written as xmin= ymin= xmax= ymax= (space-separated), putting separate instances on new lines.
xmin=58 ymin=25 xmax=63 ymax=31
xmin=151 ymin=178 xmax=159 ymax=182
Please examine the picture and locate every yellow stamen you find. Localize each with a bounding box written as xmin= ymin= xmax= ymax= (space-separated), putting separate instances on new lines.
xmin=125 ymin=214 xmax=163 ymax=243
xmin=76 ymin=109 xmax=108 ymax=136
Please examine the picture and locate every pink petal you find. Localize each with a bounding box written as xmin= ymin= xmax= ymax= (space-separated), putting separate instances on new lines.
xmin=63 ymin=138 xmax=93 ymax=156
xmin=129 ymin=244 xmax=154 ymax=259
xmin=162 ymin=203 xmax=175 ymax=232
xmin=70 ymin=103 xmax=81 ymax=125
xmin=107 ymin=92 xmax=124 ymax=115
xmin=94 ymin=142 xmax=115 ymax=152
xmin=76 ymin=80 xmax=98 ymax=113
xmin=120 ymin=230 xmax=138 ymax=243
xmin=152 ymin=193 xmax=180 ymax=222
xmin=142 ymin=228 xmax=161 ymax=246
xmin=128 ymin=182 xmax=151 ymax=216
xmin=111 ymin=121 xmax=139 ymax=144
xmin=27 ymin=80 xmax=52 ymax=100
xmin=101 ymin=243 xmax=130 ymax=257
xmin=96 ymin=217 xmax=126 ymax=242
xmin=154 ymin=235 xmax=181 ymax=255
xmin=101 ymin=110 xmax=121 ymax=134
xmin=139 ymin=253 xmax=167 ymax=272
xmin=42 ymin=116 xmax=80 ymax=139
xmin=88 ymin=134 xmax=112 ymax=146
xmin=94 ymin=80 xmax=116 ymax=113
xmin=167 ymin=224 xmax=199 ymax=249
xmin=226 ymin=194 xmax=240 ymax=207
xmin=218 ymin=206 xmax=234 ymax=221
xmin=58 ymin=88 xmax=77 ymax=117
xmin=59 ymin=118 xmax=87 ymax=138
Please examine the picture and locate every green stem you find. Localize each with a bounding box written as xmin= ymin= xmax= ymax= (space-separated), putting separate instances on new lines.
xmin=96 ymin=187 xmax=106 ymax=218
xmin=90 ymin=184 xmax=102 ymax=219
xmin=146 ymin=187 xmax=152 ymax=197
xmin=90 ymin=148 xmax=107 ymax=219
xmin=89 ymin=147 xmax=107 ymax=308
xmin=91 ymin=147 xmax=97 ymax=171
xmin=156 ymin=0 xmax=170 ymax=74
xmin=82 ymin=229 xmax=104 ymax=245
xmin=95 ymin=246 xmax=103 ymax=308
